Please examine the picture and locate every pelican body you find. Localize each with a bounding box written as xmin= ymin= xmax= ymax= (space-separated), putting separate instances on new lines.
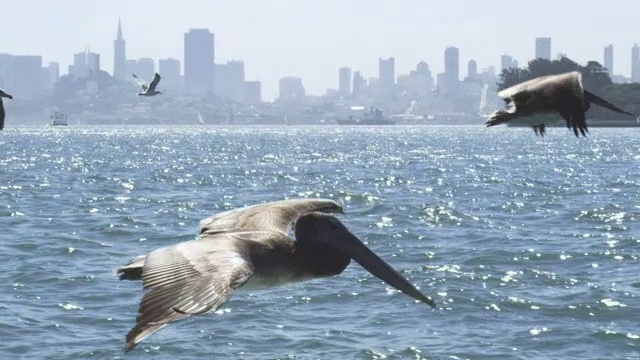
xmin=0 ymin=88 xmax=14 ymax=130
xmin=133 ymin=72 xmax=162 ymax=96
xmin=116 ymin=198 xmax=435 ymax=351
xmin=486 ymin=71 xmax=636 ymax=137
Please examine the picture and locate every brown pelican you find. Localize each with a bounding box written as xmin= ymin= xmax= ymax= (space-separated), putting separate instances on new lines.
xmin=486 ymin=71 xmax=636 ymax=137
xmin=132 ymin=72 xmax=162 ymax=96
xmin=0 ymin=88 xmax=13 ymax=130
xmin=116 ymin=198 xmax=435 ymax=351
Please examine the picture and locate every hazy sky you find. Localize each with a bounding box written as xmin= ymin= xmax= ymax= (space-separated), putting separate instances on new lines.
xmin=3 ymin=0 xmax=639 ymax=99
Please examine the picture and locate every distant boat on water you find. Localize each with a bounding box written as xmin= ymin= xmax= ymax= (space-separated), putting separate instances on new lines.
xmin=337 ymin=107 xmax=395 ymax=125
xmin=50 ymin=111 xmax=68 ymax=126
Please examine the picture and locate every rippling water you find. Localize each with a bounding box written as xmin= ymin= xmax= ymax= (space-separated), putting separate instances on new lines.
xmin=1 ymin=125 xmax=639 ymax=359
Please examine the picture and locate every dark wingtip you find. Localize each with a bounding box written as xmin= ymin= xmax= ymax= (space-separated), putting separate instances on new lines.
xmin=124 ymin=341 xmax=135 ymax=352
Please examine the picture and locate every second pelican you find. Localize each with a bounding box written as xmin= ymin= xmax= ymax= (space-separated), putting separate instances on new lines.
xmin=486 ymin=71 xmax=636 ymax=137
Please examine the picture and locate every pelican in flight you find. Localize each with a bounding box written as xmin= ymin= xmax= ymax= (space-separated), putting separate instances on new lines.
xmin=0 ymin=88 xmax=13 ymax=131
xmin=116 ymin=198 xmax=435 ymax=351
xmin=132 ymin=72 xmax=162 ymax=96
xmin=486 ymin=71 xmax=636 ymax=137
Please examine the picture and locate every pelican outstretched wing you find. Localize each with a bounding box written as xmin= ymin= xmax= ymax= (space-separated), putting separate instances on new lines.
xmin=124 ymin=232 xmax=266 ymax=351
xmin=0 ymin=99 xmax=5 ymax=130
xmin=199 ymin=198 xmax=343 ymax=236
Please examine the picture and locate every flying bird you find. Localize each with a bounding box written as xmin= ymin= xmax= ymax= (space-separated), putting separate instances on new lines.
xmin=132 ymin=72 xmax=162 ymax=96
xmin=486 ymin=71 xmax=636 ymax=137
xmin=116 ymin=198 xmax=435 ymax=351
xmin=0 ymin=88 xmax=13 ymax=131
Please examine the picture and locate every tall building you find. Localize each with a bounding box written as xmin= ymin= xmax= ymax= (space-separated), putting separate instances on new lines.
xmin=443 ymin=47 xmax=460 ymax=89
xmin=338 ymin=67 xmax=351 ymax=96
xmin=126 ymin=58 xmax=155 ymax=82
xmin=352 ymin=70 xmax=365 ymax=96
xmin=13 ymin=55 xmax=45 ymax=97
xmin=184 ymin=28 xmax=214 ymax=94
xmin=408 ymin=61 xmax=434 ymax=92
xmin=378 ymin=57 xmax=395 ymax=96
xmin=501 ymin=55 xmax=516 ymax=71
xmin=69 ymin=48 xmax=100 ymax=77
xmin=158 ymin=58 xmax=181 ymax=87
xmin=46 ymin=61 xmax=59 ymax=88
xmin=137 ymin=58 xmax=155 ymax=80
xmin=214 ymin=60 xmax=245 ymax=102
xmin=0 ymin=54 xmax=13 ymax=88
xmin=278 ymin=77 xmax=305 ymax=100
xmin=632 ymin=44 xmax=640 ymax=82
xmin=535 ymin=37 xmax=551 ymax=60
xmin=467 ymin=59 xmax=478 ymax=79
xmin=113 ymin=18 xmax=126 ymax=80
xmin=604 ymin=44 xmax=614 ymax=75
xmin=244 ymin=81 xmax=262 ymax=103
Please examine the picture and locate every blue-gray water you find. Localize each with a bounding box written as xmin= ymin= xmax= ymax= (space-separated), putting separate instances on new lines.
xmin=1 ymin=125 xmax=639 ymax=359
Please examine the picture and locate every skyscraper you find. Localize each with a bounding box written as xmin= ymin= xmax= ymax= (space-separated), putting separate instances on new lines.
xmin=444 ymin=47 xmax=459 ymax=88
xmin=604 ymin=44 xmax=613 ymax=75
xmin=12 ymin=55 xmax=44 ymax=97
xmin=278 ymin=77 xmax=305 ymax=100
xmin=467 ymin=59 xmax=478 ymax=79
xmin=500 ymin=55 xmax=516 ymax=71
xmin=69 ymin=48 xmax=100 ymax=77
xmin=113 ymin=18 xmax=126 ymax=80
xmin=378 ymin=58 xmax=395 ymax=96
xmin=535 ymin=37 xmax=551 ymax=60
xmin=338 ymin=67 xmax=351 ymax=96
xmin=214 ymin=60 xmax=245 ymax=102
xmin=184 ymin=29 xmax=215 ymax=94
xmin=46 ymin=62 xmax=59 ymax=88
xmin=632 ymin=44 xmax=640 ymax=82
xmin=244 ymin=81 xmax=262 ymax=103
xmin=352 ymin=70 xmax=365 ymax=96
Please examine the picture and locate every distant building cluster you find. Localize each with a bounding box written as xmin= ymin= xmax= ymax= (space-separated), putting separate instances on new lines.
xmin=1 ymin=26 xmax=639 ymax=110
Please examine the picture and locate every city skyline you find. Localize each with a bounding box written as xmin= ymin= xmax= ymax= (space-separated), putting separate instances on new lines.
xmin=4 ymin=0 xmax=640 ymax=99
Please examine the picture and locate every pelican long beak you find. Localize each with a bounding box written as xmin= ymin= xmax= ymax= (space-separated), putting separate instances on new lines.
xmin=334 ymin=230 xmax=436 ymax=308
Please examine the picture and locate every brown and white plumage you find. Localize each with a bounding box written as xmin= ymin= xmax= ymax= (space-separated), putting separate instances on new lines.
xmin=0 ymin=88 xmax=13 ymax=131
xmin=486 ymin=71 xmax=636 ymax=137
xmin=116 ymin=198 xmax=435 ymax=352
xmin=133 ymin=72 xmax=162 ymax=96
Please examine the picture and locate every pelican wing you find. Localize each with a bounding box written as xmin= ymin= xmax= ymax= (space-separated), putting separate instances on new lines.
xmin=296 ymin=212 xmax=436 ymax=308
xmin=498 ymin=71 xmax=582 ymax=100
xmin=125 ymin=234 xmax=256 ymax=351
xmin=199 ymin=198 xmax=343 ymax=236
xmin=0 ymin=98 xmax=5 ymax=130
xmin=0 ymin=88 xmax=12 ymax=99
xmin=132 ymin=73 xmax=148 ymax=91
xmin=148 ymin=73 xmax=161 ymax=92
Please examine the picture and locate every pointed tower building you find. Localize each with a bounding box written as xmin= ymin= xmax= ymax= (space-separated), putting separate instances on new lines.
xmin=113 ymin=18 xmax=126 ymax=80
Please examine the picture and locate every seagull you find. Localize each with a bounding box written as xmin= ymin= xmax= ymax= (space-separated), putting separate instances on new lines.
xmin=0 ymin=88 xmax=13 ymax=131
xmin=486 ymin=71 xmax=636 ymax=137
xmin=116 ymin=198 xmax=435 ymax=352
xmin=132 ymin=72 xmax=162 ymax=96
